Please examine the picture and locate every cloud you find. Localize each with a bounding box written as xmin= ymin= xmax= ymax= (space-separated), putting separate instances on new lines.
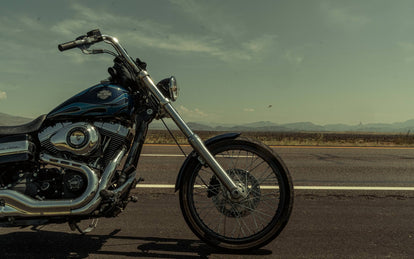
xmin=0 ymin=1 xmax=277 ymax=75
xmin=177 ymin=105 xmax=208 ymax=118
xmin=49 ymin=2 xmax=276 ymax=62
xmin=284 ymin=50 xmax=304 ymax=65
xmin=0 ymin=15 xmax=63 ymax=73
xmin=320 ymin=2 xmax=370 ymax=29
xmin=0 ymin=91 xmax=7 ymax=100
xmin=51 ymin=4 xmax=223 ymax=57
xmin=169 ymin=0 xmax=242 ymax=38
xmin=169 ymin=0 xmax=278 ymax=61
xmin=243 ymin=35 xmax=277 ymax=53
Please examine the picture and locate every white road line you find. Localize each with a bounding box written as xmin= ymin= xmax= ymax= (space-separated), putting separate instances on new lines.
xmin=136 ymin=184 xmax=176 ymax=188
xmin=142 ymin=154 xmax=184 ymax=157
xmin=294 ymin=186 xmax=414 ymax=191
xmin=139 ymin=153 xmax=414 ymax=191
xmin=135 ymin=184 xmax=414 ymax=191
xmin=141 ymin=154 xmax=254 ymax=158
xmin=144 ymin=144 xmax=414 ymax=150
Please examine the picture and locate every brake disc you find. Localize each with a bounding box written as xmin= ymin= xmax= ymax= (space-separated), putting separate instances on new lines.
xmin=209 ymin=169 xmax=261 ymax=218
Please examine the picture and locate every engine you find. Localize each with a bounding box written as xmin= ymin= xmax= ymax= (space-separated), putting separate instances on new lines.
xmin=38 ymin=121 xmax=131 ymax=170
xmin=0 ymin=122 xmax=131 ymax=200
xmin=12 ymin=167 xmax=87 ymax=200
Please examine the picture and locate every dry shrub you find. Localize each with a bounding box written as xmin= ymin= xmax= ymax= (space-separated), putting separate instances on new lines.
xmin=145 ymin=130 xmax=414 ymax=146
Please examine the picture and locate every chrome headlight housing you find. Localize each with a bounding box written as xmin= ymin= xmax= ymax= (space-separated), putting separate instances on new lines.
xmin=169 ymin=76 xmax=178 ymax=101
xmin=156 ymin=76 xmax=179 ymax=102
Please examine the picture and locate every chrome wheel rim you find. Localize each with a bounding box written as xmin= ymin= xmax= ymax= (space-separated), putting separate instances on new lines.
xmin=189 ymin=148 xmax=282 ymax=239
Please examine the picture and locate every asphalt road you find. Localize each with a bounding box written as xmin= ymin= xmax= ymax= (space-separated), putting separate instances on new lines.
xmin=138 ymin=144 xmax=414 ymax=190
xmin=0 ymin=145 xmax=413 ymax=258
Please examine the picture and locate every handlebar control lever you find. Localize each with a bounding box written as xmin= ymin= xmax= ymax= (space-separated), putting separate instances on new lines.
xmin=87 ymin=29 xmax=102 ymax=38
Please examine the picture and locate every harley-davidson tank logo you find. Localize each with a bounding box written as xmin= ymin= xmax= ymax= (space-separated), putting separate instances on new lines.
xmin=97 ymin=89 xmax=112 ymax=100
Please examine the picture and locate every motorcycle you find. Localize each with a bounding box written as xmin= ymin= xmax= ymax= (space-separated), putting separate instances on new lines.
xmin=0 ymin=29 xmax=293 ymax=251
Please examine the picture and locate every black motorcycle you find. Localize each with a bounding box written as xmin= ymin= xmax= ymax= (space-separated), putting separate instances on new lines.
xmin=0 ymin=29 xmax=293 ymax=251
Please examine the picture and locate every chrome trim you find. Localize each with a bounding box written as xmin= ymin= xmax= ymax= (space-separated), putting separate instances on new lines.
xmin=38 ymin=122 xmax=70 ymax=142
xmin=93 ymin=122 xmax=129 ymax=137
xmin=168 ymin=76 xmax=178 ymax=101
xmin=71 ymin=147 xmax=126 ymax=215
xmin=139 ymin=70 xmax=171 ymax=106
xmin=113 ymin=176 xmax=135 ymax=195
xmin=102 ymin=34 xmax=241 ymax=197
xmin=0 ymin=154 xmax=99 ymax=216
xmin=0 ymin=148 xmax=129 ymax=217
xmin=0 ymin=141 xmax=31 ymax=156
xmin=0 ymin=205 xmax=19 ymax=215
xmin=50 ymin=122 xmax=100 ymax=156
xmin=102 ymin=35 xmax=140 ymax=74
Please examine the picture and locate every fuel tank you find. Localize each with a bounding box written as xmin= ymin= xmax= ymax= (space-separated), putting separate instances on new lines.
xmin=47 ymin=83 xmax=134 ymax=121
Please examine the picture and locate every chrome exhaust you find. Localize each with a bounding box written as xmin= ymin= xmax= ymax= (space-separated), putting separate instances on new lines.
xmin=71 ymin=148 xmax=127 ymax=215
xmin=0 ymin=146 xmax=128 ymax=218
xmin=0 ymin=153 xmax=99 ymax=216
xmin=0 ymin=148 xmax=128 ymax=217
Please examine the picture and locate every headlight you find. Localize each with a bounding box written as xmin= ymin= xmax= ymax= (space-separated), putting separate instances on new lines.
xmin=156 ymin=76 xmax=179 ymax=102
xmin=168 ymin=76 xmax=178 ymax=101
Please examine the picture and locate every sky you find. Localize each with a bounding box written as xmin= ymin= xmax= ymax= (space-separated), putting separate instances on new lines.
xmin=2 ymin=0 xmax=414 ymax=126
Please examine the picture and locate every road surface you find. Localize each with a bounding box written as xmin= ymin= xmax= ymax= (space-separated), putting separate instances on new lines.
xmin=0 ymin=145 xmax=412 ymax=258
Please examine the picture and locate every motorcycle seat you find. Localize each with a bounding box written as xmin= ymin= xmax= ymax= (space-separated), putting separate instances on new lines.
xmin=0 ymin=114 xmax=47 ymax=136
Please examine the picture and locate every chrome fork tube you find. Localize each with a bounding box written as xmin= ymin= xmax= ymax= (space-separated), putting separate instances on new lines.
xmin=138 ymin=71 xmax=244 ymax=198
xmin=101 ymin=36 xmax=244 ymax=198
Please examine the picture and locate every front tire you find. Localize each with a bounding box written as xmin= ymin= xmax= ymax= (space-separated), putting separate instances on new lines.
xmin=179 ymin=137 xmax=293 ymax=251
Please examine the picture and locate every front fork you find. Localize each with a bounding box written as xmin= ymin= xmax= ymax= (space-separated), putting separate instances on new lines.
xmin=138 ymin=71 xmax=246 ymax=199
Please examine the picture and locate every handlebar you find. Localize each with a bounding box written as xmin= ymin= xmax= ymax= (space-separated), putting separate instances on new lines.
xmin=57 ymin=29 xmax=180 ymax=125
xmin=58 ymin=29 xmax=140 ymax=74
xmin=58 ymin=29 xmax=103 ymax=52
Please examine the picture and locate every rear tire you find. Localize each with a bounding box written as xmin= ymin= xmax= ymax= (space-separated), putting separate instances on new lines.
xmin=179 ymin=137 xmax=293 ymax=251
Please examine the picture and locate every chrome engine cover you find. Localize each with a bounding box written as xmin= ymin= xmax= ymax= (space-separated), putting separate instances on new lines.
xmin=39 ymin=122 xmax=100 ymax=156
xmin=52 ymin=122 xmax=99 ymax=156
xmin=39 ymin=122 xmax=130 ymax=161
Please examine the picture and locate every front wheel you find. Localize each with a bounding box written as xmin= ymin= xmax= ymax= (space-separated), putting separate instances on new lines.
xmin=179 ymin=137 xmax=293 ymax=251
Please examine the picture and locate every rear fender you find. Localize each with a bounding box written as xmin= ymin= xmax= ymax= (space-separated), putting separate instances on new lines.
xmin=174 ymin=132 xmax=240 ymax=192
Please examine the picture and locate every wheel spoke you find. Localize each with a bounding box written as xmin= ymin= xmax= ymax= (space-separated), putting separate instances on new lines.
xmin=247 ymin=158 xmax=267 ymax=174
xmin=182 ymin=139 xmax=292 ymax=248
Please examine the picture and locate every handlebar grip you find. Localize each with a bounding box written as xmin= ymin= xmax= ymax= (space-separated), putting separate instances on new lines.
xmin=58 ymin=40 xmax=79 ymax=51
xmin=58 ymin=39 xmax=86 ymax=51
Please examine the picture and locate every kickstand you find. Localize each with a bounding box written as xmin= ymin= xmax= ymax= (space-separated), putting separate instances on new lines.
xmin=69 ymin=219 xmax=99 ymax=235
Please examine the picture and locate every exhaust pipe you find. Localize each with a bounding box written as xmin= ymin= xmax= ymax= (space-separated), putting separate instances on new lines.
xmin=0 ymin=148 xmax=128 ymax=217
xmin=0 ymin=153 xmax=99 ymax=216
xmin=71 ymin=148 xmax=127 ymax=215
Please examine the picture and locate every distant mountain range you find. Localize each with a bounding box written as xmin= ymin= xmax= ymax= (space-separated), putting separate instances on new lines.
xmin=153 ymin=120 xmax=414 ymax=133
xmin=2 ymin=112 xmax=414 ymax=133
xmin=0 ymin=112 xmax=32 ymax=126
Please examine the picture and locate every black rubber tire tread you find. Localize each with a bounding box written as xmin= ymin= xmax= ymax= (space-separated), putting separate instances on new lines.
xmin=179 ymin=137 xmax=294 ymax=251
